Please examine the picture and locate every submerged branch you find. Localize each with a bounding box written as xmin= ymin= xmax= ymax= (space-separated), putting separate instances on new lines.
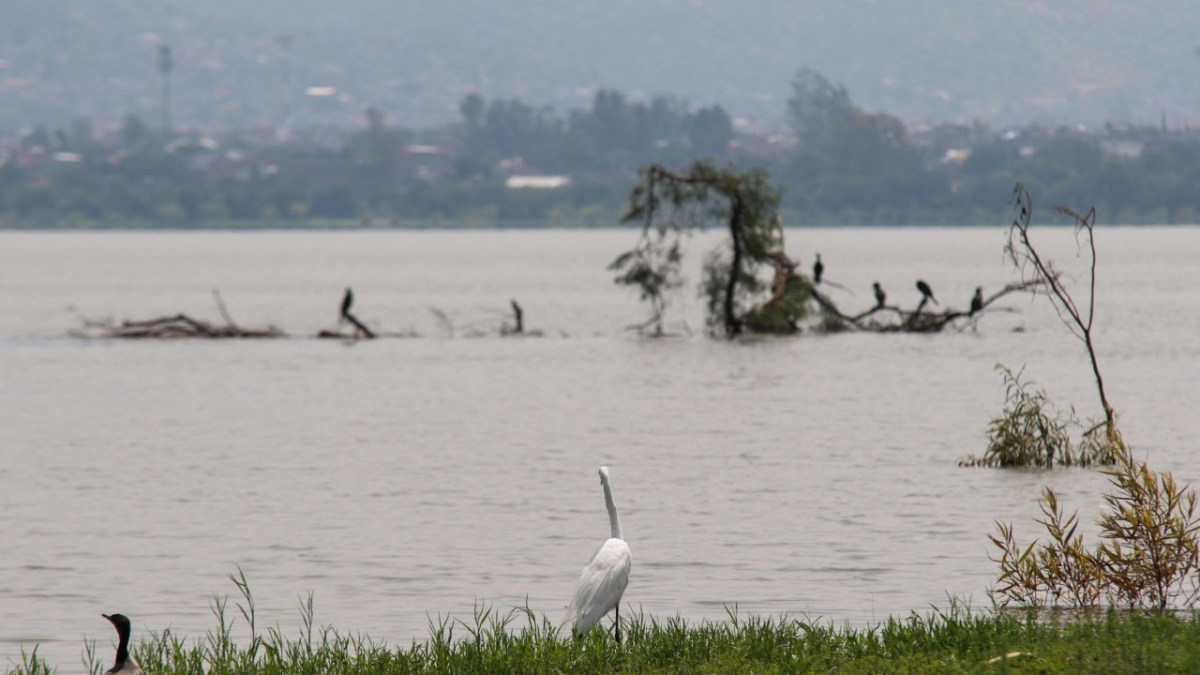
xmin=340 ymin=311 xmax=376 ymax=339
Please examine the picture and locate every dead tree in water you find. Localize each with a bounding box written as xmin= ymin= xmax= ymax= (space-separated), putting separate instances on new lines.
xmin=1005 ymin=182 xmax=1118 ymax=441
xmin=612 ymin=162 xmax=1047 ymax=336
xmin=611 ymin=161 xmax=783 ymax=337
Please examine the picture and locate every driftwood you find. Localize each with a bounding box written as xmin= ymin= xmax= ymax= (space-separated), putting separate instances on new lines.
xmin=72 ymin=289 xmax=286 ymax=339
xmin=316 ymin=328 xmax=417 ymax=339
xmin=421 ymin=301 xmax=545 ymax=338
xmin=338 ymin=313 xmax=375 ymax=339
xmin=82 ymin=313 xmax=285 ymax=339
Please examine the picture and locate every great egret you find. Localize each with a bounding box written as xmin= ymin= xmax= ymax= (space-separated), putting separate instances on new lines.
xmin=565 ymin=466 xmax=632 ymax=643
xmin=813 ymin=253 xmax=824 ymax=284
xmin=969 ymin=287 xmax=984 ymax=316
xmin=915 ymin=279 xmax=938 ymax=305
xmin=872 ymin=282 xmax=886 ymax=309
xmin=101 ymin=613 xmax=144 ymax=675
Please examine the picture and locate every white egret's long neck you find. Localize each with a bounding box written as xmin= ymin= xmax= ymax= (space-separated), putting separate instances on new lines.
xmin=603 ymin=480 xmax=623 ymax=540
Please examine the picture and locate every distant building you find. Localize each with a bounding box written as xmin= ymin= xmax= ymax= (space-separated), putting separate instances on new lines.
xmin=505 ymin=175 xmax=571 ymax=189
xmin=941 ymin=148 xmax=970 ymax=165
xmin=404 ymin=144 xmax=447 ymax=156
xmin=1100 ymin=139 xmax=1144 ymax=159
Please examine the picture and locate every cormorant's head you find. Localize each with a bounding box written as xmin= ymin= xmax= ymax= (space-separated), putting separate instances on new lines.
xmin=102 ymin=613 xmax=131 ymax=633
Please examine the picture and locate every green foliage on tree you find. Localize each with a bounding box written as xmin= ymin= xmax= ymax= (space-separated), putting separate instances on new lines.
xmin=786 ymin=67 xmax=923 ymax=175
xmin=787 ymin=68 xmax=853 ymax=160
xmin=610 ymin=161 xmax=822 ymax=337
xmin=686 ymin=106 xmax=733 ymax=159
xmin=119 ymin=113 xmax=152 ymax=147
xmin=349 ymin=107 xmax=409 ymax=179
xmin=453 ymin=89 xmax=733 ymax=179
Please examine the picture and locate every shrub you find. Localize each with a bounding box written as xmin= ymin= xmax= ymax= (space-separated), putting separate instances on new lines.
xmin=990 ymin=443 xmax=1200 ymax=610
xmin=960 ymin=364 xmax=1117 ymax=468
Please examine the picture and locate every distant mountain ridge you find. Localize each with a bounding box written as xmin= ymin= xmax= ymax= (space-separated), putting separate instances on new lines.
xmin=3 ymin=0 xmax=1198 ymax=133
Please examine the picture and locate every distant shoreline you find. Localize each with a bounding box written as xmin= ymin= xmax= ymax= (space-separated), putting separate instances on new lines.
xmin=3 ymin=218 xmax=1192 ymax=231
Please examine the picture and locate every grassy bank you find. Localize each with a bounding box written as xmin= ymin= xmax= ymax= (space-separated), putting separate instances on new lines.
xmin=11 ymin=603 xmax=1200 ymax=674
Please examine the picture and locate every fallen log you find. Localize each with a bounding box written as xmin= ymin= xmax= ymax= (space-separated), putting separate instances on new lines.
xmin=76 ymin=290 xmax=286 ymax=339
xmin=84 ymin=313 xmax=285 ymax=339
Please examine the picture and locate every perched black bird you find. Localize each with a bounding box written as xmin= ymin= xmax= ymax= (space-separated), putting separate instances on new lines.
xmin=873 ymin=282 xmax=886 ymax=309
xmin=339 ymin=287 xmax=354 ymax=324
xmin=969 ymin=286 xmax=984 ymax=317
xmin=102 ymin=613 xmax=143 ymax=675
xmin=813 ymin=253 xmax=824 ymax=285
xmin=915 ymin=280 xmax=938 ymax=305
xmin=509 ymin=298 xmax=524 ymax=334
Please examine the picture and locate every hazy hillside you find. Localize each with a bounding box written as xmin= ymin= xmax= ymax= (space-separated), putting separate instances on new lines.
xmin=3 ymin=0 xmax=1199 ymax=133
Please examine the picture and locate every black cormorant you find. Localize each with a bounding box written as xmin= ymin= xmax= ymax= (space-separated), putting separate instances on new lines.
xmin=102 ymin=613 xmax=144 ymax=675
xmin=813 ymin=253 xmax=824 ymax=284
xmin=969 ymin=287 xmax=984 ymax=316
xmin=873 ymin=282 xmax=886 ymax=309
xmin=339 ymin=287 xmax=354 ymax=323
xmin=915 ymin=280 xmax=938 ymax=305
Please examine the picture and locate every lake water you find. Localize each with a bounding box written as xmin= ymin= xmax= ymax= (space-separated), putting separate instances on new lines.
xmin=2 ymin=226 xmax=1198 ymax=670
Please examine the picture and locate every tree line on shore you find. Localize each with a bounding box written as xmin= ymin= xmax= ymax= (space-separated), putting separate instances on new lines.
xmin=4 ymin=67 xmax=1200 ymax=228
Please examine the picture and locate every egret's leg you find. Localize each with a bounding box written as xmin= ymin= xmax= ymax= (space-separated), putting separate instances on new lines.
xmin=615 ymin=603 xmax=621 ymax=645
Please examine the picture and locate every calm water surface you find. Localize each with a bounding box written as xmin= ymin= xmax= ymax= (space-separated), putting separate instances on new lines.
xmin=2 ymin=227 xmax=1198 ymax=669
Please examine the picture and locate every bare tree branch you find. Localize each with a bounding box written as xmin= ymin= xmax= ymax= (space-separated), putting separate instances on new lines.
xmin=1005 ymin=182 xmax=1117 ymax=438
xmin=212 ymin=289 xmax=239 ymax=330
xmin=810 ymin=279 xmax=1045 ymax=333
